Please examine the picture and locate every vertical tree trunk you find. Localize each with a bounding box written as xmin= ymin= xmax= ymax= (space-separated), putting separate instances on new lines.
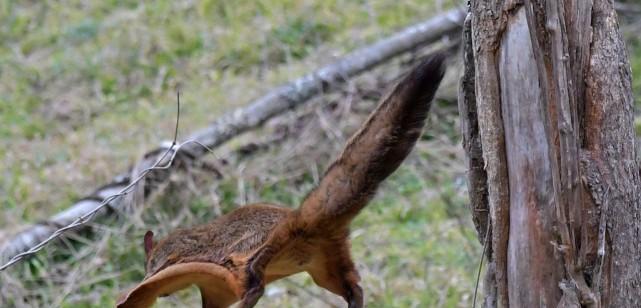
xmin=459 ymin=0 xmax=641 ymax=307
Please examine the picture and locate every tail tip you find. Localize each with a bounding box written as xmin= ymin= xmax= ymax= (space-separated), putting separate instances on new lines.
xmin=414 ymin=51 xmax=447 ymax=85
xmin=398 ymin=51 xmax=447 ymax=101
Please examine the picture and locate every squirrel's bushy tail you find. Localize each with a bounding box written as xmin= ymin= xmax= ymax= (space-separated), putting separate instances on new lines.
xmin=298 ymin=53 xmax=446 ymax=229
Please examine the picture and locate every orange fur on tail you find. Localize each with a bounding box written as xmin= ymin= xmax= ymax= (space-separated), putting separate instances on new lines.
xmin=299 ymin=53 xmax=446 ymax=228
xmin=117 ymin=53 xmax=447 ymax=308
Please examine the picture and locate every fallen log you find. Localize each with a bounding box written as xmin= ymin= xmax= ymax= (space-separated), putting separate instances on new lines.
xmin=0 ymin=8 xmax=465 ymax=271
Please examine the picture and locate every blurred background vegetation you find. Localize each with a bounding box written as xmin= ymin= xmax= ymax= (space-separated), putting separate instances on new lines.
xmin=0 ymin=1 xmax=639 ymax=307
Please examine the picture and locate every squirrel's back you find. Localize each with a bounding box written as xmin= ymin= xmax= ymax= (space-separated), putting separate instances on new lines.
xmin=145 ymin=204 xmax=290 ymax=277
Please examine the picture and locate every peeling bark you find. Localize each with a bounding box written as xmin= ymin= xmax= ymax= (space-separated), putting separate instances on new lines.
xmin=462 ymin=0 xmax=640 ymax=306
xmin=469 ymin=1 xmax=512 ymax=306
xmin=458 ymin=13 xmax=489 ymax=245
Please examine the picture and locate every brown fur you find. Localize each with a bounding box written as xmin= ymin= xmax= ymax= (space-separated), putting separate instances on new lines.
xmin=117 ymin=53 xmax=446 ymax=308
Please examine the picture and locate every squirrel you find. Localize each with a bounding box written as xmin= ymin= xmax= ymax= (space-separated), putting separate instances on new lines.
xmin=117 ymin=53 xmax=446 ymax=308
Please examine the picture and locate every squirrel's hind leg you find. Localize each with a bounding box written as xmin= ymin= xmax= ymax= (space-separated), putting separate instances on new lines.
xmin=307 ymin=244 xmax=363 ymax=308
xmin=238 ymin=228 xmax=291 ymax=308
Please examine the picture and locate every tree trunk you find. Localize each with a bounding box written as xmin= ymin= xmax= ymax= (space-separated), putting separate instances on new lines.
xmin=459 ymin=1 xmax=641 ymax=307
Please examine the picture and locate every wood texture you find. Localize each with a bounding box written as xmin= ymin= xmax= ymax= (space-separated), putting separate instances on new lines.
xmin=584 ymin=1 xmax=641 ymax=306
xmin=500 ymin=8 xmax=564 ymax=306
xmin=469 ymin=1 xmax=511 ymax=306
xmin=458 ymin=13 xmax=489 ymax=244
xmin=463 ymin=0 xmax=640 ymax=306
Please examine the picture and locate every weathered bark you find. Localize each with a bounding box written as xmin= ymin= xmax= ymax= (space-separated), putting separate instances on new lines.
xmin=0 ymin=9 xmax=466 ymax=271
xmin=468 ymin=2 xmax=512 ymax=306
xmin=460 ymin=0 xmax=640 ymax=307
xmin=458 ymin=14 xmax=489 ymax=244
xmin=583 ymin=2 xmax=641 ymax=306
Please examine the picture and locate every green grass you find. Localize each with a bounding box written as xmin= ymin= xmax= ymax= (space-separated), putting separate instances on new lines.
xmin=630 ymin=38 xmax=641 ymax=108
xmin=0 ymin=0 xmax=456 ymax=223
xmin=625 ymin=32 xmax=641 ymax=135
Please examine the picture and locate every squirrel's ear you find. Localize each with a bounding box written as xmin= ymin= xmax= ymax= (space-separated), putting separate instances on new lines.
xmin=144 ymin=231 xmax=154 ymax=258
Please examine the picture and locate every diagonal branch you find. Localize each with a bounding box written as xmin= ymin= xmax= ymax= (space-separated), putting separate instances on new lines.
xmin=0 ymin=8 xmax=465 ymax=271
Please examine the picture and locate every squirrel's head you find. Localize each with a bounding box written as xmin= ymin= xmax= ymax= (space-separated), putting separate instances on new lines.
xmin=142 ymin=230 xmax=183 ymax=279
xmin=118 ymin=230 xmax=238 ymax=306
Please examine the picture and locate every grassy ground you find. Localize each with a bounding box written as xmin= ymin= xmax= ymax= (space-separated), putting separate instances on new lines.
xmin=0 ymin=0 xmax=455 ymax=229
xmin=1 ymin=1 xmax=640 ymax=307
